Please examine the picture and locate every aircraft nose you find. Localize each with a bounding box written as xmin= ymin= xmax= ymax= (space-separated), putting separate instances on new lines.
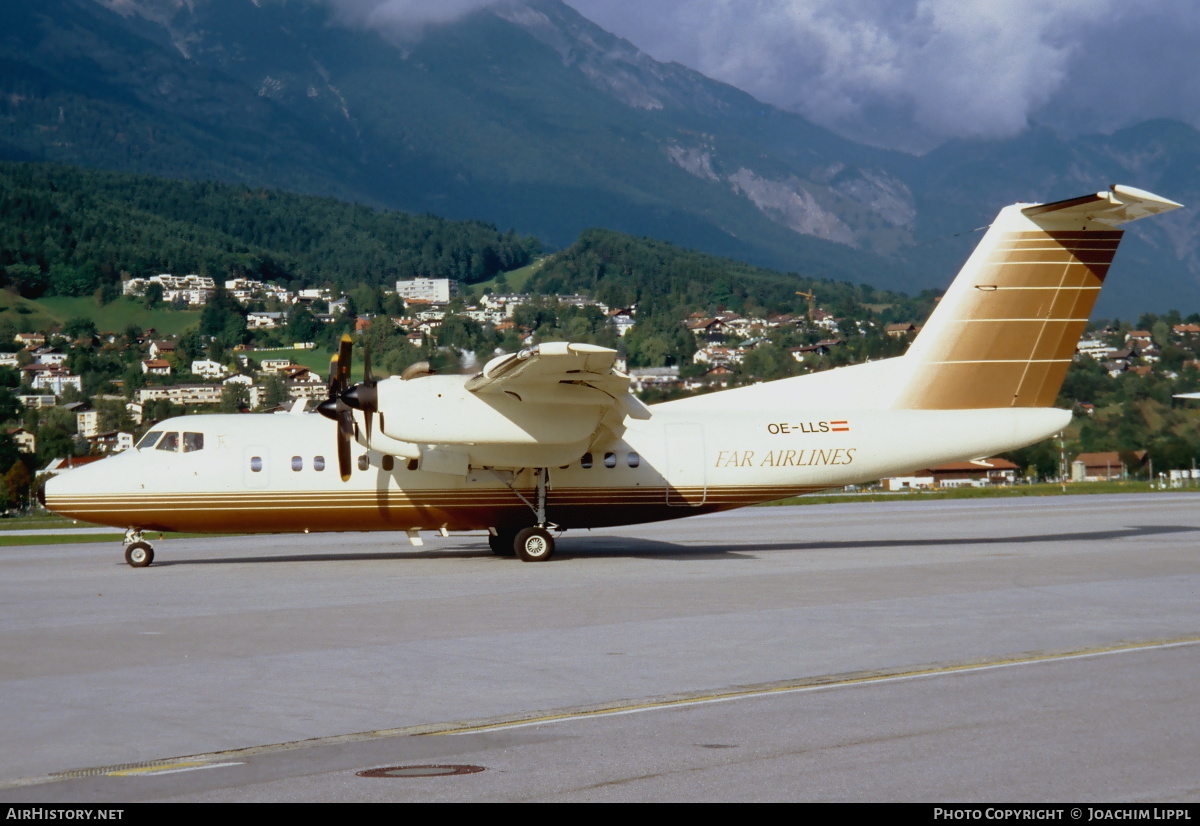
xmin=36 ymin=480 xmax=46 ymax=507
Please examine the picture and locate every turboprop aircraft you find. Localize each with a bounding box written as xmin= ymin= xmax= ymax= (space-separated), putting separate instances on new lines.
xmin=40 ymin=185 xmax=1181 ymax=565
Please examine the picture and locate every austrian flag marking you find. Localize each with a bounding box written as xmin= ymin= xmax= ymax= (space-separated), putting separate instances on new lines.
xmin=831 ymin=421 xmax=850 ymax=432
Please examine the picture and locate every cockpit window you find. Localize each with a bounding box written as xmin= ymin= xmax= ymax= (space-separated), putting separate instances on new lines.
xmin=137 ymin=431 xmax=163 ymax=450
xmin=182 ymin=432 xmax=204 ymax=453
xmin=156 ymin=432 xmax=179 ymax=452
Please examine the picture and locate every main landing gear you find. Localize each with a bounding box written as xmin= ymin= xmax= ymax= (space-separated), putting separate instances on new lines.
xmin=489 ymin=526 xmax=556 ymax=562
xmin=123 ymin=529 xmax=154 ymax=568
xmin=489 ymin=468 xmax=558 ymax=562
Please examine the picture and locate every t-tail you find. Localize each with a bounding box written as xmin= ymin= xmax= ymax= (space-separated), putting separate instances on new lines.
xmin=892 ymin=185 xmax=1182 ymax=410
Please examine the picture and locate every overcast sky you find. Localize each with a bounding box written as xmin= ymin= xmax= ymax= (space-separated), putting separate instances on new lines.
xmin=325 ymin=0 xmax=1200 ymax=153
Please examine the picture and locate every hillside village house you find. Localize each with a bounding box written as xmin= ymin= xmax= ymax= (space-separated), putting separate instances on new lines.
xmin=191 ymin=359 xmax=230 ymax=379
xmin=21 ymin=364 xmax=82 ymax=395
xmin=14 ymin=333 xmax=45 ymax=349
xmin=7 ymin=427 xmax=35 ymax=454
xmin=141 ymin=359 xmax=172 ymax=375
xmin=147 ymin=340 xmax=177 ymax=359
xmin=64 ymin=402 xmax=98 ymax=438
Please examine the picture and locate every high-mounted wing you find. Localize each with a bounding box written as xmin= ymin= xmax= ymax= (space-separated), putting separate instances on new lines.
xmin=346 ymin=343 xmax=650 ymax=474
xmin=465 ymin=342 xmax=650 ymax=421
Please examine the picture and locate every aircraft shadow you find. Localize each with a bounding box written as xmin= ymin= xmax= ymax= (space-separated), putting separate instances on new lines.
xmin=563 ymin=524 xmax=1200 ymax=560
xmin=151 ymin=523 xmax=1200 ymax=566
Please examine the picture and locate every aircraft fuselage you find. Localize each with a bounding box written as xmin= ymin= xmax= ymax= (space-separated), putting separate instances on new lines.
xmin=43 ymin=404 xmax=1068 ymax=536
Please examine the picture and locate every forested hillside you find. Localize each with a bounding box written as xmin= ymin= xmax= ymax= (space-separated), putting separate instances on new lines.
xmin=0 ymin=163 xmax=540 ymax=297
xmin=531 ymin=229 xmax=936 ymax=322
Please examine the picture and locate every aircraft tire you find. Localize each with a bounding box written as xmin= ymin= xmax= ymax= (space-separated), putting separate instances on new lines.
xmin=488 ymin=531 xmax=516 ymax=557
xmin=515 ymin=527 xmax=554 ymax=562
xmin=124 ymin=542 xmax=154 ymax=568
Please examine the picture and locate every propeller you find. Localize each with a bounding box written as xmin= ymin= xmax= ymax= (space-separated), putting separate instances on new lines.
xmin=317 ymin=335 xmax=430 ymax=481
xmin=317 ymin=334 xmax=356 ymax=481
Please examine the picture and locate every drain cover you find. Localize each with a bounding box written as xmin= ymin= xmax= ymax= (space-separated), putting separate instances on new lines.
xmin=358 ymin=765 xmax=486 ymax=778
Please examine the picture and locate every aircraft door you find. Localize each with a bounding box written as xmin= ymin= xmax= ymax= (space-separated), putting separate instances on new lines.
xmin=665 ymin=423 xmax=707 ymax=507
xmin=244 ymin=446 xmax=270 ymax=490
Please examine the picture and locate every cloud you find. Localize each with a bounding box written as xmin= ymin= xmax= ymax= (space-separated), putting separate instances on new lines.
xmin=318 ymin=0 xmax=1200 ymax=151
xmin=325 ymin=0 xmax=504 ymax=41
xmin=564 ymin=0 xmax=1200 ymax=151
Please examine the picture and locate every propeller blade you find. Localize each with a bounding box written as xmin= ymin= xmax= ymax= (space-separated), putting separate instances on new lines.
xmin=363 ymin=345 xmax=374 ymax=440
xmin=337 ymin=333 xmax=352 ymax=392
xmin=327 ymin=353 xmax=343 ymax=399
xmin=337 ymin=408 xmax=354 ymax=482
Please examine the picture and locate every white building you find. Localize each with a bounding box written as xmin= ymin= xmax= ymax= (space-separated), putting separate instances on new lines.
xmin=396 ymin=278 xmax=458 ymax=303
xmin=191 ymin=359 xmax=230 ymax=379
xmin=136 ymin=385 xmax=225 ymax=406
xmin=124 ymin=274 xmax=216 ymax=306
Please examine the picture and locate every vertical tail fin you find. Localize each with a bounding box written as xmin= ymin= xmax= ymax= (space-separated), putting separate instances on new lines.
xmin=893 ymin=185 xmax=1182 ymax=410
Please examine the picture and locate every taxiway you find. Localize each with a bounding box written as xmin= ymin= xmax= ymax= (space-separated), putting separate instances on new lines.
xmin=1 ymin=494 xmax=1198 ymax=802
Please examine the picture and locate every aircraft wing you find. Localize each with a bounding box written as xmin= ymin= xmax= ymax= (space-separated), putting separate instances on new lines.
xmin=466 ymin=342 xmax=651 ymax=420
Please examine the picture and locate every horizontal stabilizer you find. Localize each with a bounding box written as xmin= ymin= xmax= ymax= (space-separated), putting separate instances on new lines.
xmin=1021 ymin=185 xmax=1182 ymax=226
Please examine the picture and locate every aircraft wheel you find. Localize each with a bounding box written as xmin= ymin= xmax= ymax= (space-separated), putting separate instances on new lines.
xmin=488 ymin=531 xmax=516 ymax=557
xmin=124 ymin=542 xmax=154 ymax=568
xmin=514 ymin=527 xmax=554 ymax=562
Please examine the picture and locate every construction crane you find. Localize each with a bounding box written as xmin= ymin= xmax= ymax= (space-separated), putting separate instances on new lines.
xmin=795 ymin=290 xmax=816 ymax=323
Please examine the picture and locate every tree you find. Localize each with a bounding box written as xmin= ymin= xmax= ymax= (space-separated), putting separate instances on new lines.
xmin=219 ymin=382 xmax=249 ymax=413
xmin=3 ymin=461 xmax=31 ymax=511
xmin=143 ymin=282 xmax=164 ymax=309
xmin=61 ymin=317 xmax=98 ymax=342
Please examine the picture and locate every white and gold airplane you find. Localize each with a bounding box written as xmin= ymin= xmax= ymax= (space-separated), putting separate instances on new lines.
xmin=41 ymin=185 xmax=1182 ymax=565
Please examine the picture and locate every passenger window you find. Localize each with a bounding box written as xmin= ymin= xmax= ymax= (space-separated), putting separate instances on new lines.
xmin=581 ymin=453 xmax=593 ymax=469
xmin=313 ymin=456 xmax=325 ymax=471
xmin=291 ymin=456 xmax=303 ymax=472
xmin=157 ymin=432 xmax=179 ymax=452
xmin=250 ymin=456 xmax=263 ymax=472
xmin=628 ymin=452 xmax=640 ymax=468
xmin=182 ymin=432 xmax=204 ymax=453
xmin=382 ymin=455 xmax=394 ymax=472
xmin=604 ymin=452 xmax=617 ymax=468
xmin=137 ymin=431 xmax=162 ymax=450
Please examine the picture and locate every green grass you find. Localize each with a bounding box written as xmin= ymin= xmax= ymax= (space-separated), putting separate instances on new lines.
xmin=244 ymin=346 xmax=337 ymax=375
xmin=36 ymin=296 xmax=202 ymax=336
xmin=0 ymin=530 xmax=238 ymax=546
xmin=0 ymin=292 xmax=203 ymax=337
xmin=0 ymin=532 xmax=125 ymax=546
xmin=467 ymin=259 xmax=545 ymax=299
xmin=0 ymin=512 xmax=83 ymax=531
xmin=0 ymin=290 xmax=62 ymax=331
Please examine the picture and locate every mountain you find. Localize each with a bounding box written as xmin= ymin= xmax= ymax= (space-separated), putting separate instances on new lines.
xmin=2 ymin=0 xmax=1198 ymax=315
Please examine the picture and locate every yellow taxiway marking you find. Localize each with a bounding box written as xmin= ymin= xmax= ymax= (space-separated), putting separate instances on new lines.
xmin=107 ymin=761 xmax=243 ymax=777
xmin=431 ymin=636 xmax=1200 ymax=735
xmin=4 ymin=635 xmax=1196 ymax=789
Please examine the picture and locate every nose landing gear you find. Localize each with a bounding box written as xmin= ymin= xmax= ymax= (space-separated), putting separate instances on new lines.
xmin=123 ymin=529 xmax=155 ymax=568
